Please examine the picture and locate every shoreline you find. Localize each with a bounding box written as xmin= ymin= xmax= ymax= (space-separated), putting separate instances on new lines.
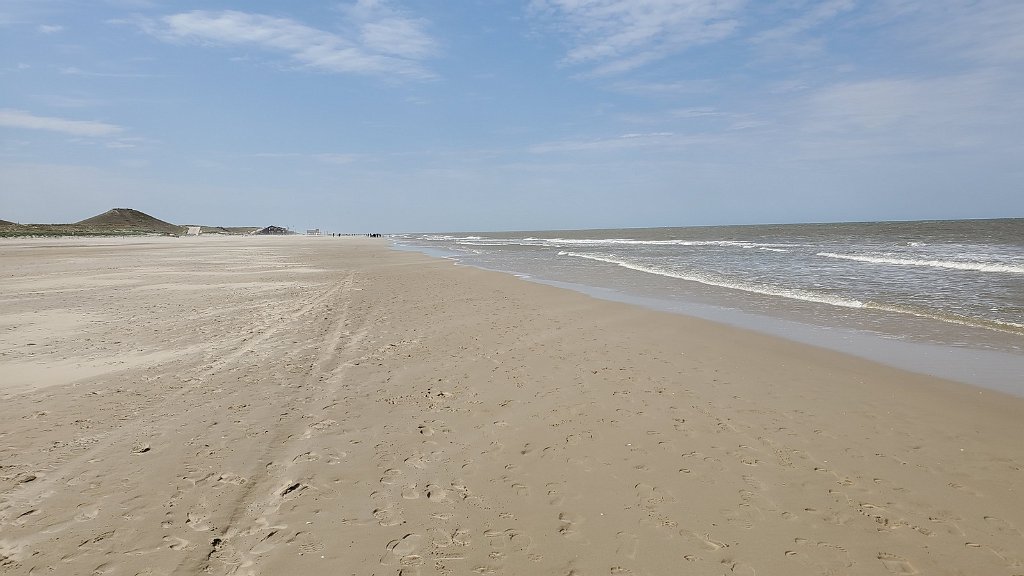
xmin=1 ymin=236 xmax=1022 ymax=575
xmin=393 ymin=241 xmax=1024 ymax=396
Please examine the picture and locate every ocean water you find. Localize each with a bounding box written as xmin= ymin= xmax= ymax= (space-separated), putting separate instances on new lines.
xmin=393 ymin=219 xmax=1024 ymax=394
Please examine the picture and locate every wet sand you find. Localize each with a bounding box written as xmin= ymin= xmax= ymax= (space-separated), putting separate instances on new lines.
xmin=1 ymin=236 xmax=1022 ymax=575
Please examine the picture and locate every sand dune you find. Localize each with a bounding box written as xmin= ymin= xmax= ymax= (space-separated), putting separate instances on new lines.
xmin=1 ymin=236 xmax=1022 ymax=575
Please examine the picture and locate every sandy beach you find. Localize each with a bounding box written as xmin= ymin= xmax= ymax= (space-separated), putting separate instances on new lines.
xmin=1 ymin=236 xmax=1022 ymax=576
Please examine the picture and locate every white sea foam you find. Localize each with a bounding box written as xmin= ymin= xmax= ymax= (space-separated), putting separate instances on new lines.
xmin=549 ymin=238 xmax=753 ymax=247
xmin=451 ymin=236 xmax=798 ymax=251
xmin=558 ymin=251 xmax=866 ymax=309
xmin=817 ymin=252 xmax=1024 ymax=274
xmin=558 ymin=251 xmax=1024 ymax=335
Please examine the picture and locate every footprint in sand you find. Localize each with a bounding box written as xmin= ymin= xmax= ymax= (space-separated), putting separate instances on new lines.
xmin=742 ymin=475 xmax=767 ymax=491
xmin=381 ymin=533 xmax=424 ymax=568
xmin=508 ymin=530 xmax=533 ymax=554
xmin=13 ymin=509 xmax=40 ymax=527
xmin=481 ymin=441 xmax=505 ymax=457
xmin=878 ymin=552 xmax=918 ymax=574
xmin=984 ymin=515 xmax=1024 ymax=538
xmin=512 ymin=482 xmax=530 ymax=497
xmin=558 ymin=512 xmax=584 ymax=538
xmin=635 ymin=482 xmax=675 ymax=510
xmin=428 ymin=527 xmax=454 ymax=550
xmin=405 ymin=453 xmax=432 ymax=470
xmin=546 ymin=482 xmax=565 ymax=506
xmin=615 ymin=531 xmax=639 ymax=559
xmin=402 ymin=484 xmax=421 ymax=499
xmin=484 ymin=528 xmax=533 ymax=556
xmin=681 ymin=529 xmax=729 ymax=551
xmin=74 ymin=509 xmax=100 ymax=522
xmin=447 ymin=479 xmax=471 ymax=501
xmin=381 ymin=469 xmax=404 ymax=485
xmin=452 ymin=528 xmax=471 ymax=547
xmin=217 ymin=472 xmax=247 ymax=485
xmin=725 ymin=560 xmax=757 ymax=575
xmin=250 ymin=528 xmax=295 ymax=555
xmin=163 ymin=535 xmax=191 ymax=551
xmin=186 ymin=511 xmax=211 ymax=531
xmin=373 ymin=507 xmax=404 ymax=527
xmin=426 ymin=484 xmax=448 ymax=502
xmin=291 ymin=451 xmax=320 ymax=464
xmin=278 ymin=482 xmax=307 ymax=498
xmin=428 ymin=527 xmax=471 ymax=551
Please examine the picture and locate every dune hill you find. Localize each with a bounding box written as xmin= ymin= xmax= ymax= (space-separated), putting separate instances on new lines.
xmin=76 ymin=208 xmax=183 ymax=234
xmin=1 ymin=208 xmax=273 ymax=237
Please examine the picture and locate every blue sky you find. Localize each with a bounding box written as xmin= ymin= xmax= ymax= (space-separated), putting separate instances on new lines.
xmin=2 ymin=0 xmax=1022 ymax=232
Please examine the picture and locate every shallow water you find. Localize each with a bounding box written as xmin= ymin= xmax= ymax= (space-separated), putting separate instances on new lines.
xmin=394 ymin=219 xmax=1024 ymax=395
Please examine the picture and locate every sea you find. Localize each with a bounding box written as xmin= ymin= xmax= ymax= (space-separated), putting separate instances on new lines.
xmin=391 ymin=219 xmax=1024 ymax=396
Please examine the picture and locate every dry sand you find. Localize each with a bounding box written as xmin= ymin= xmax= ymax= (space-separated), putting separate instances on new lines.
xmin=1 ymin=236 xmax=1022 ymax=576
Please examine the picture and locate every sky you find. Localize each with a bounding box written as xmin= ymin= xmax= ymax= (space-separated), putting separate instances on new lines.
xmin=1 ymin=0 xmax=1023 ymax=232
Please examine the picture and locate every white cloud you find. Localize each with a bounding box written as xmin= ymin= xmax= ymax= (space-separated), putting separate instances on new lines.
xmin=34 ymin=94 xmax=106 ymax=108
xmin=848 ymin=2 xmax=1024 ymax=66
xmin=253 ymin=152 xmax=304 ymax=159
xmin=0 ymin=109 xmax=124 ymax=137
xmin=619 ymin=132 xmax=674 ymax=139
xmin=250 ymin=152 xmax=361 ymax=165
xmin=59 ymin=66 xmax=155 ymax=78
xmin=803 ymin=75 xmax=995 ymax=135
xmin=921 ymin=1 xmax=1024 ymax=65
xmin=531 ymin=131 xmax=693 ymax=154
xmin=529 ymin=0 xmax=742 ymax=75
xmin=753 ymin=0 xmax=855 ymax=44
xmin=608 ymin=78 xmax=719 ymax=96
xmin=37 ymin=24 xmax=64 ymax=34
xmin=792 ymin=70 xmax=1023 ymax=159
xmin=342 ymin=0 xmax=437 ymax=60
xmin=315 ymin=153 xmax=360 ymax=165
xmin=672 ymin=107 xmax=725 ymax=118
xmin=144 ymin=7 xmax=437 ymax=79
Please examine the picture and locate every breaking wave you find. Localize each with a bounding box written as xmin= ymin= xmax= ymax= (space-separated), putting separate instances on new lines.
xmin=817 ymin=252 xmax=1024 ymax=274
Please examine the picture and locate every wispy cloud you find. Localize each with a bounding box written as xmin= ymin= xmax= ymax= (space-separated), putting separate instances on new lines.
xmin=607 ymin=78 xmax=719 ymax=96
xmin=529 ymin=0 xmax=742 ymax=75
xmin=0 ymin=109 xmax=124 ymax=137
xmin=804 ymin=74 xmax=998 ymax=135
xmin=793 ymin=70 xmax=1023 ymax=159
xmin=752 ymin=0 xmax=855 ymax=52
xmin=59 ymin=66 xmax=155 ymax=78
xmin=37 ymin=23 xmax=64 ymax=34
xmin=530 ymin=131 xmax=684 ymax=154
xmin=671 ymin=107 xmax=726 ymax=118
xmin=141 ymin=5 xmax=437 ymax=79
xmin=314 ymin=152 xmax=360 ymax=165
xmin=33 ymin=94 xmax=107 ymax=108
xmin=908 ymin=0 xmax=1024 ymax=65
xmin=341 ymin=0 xmax=437 ymax=60
xmin=252 ymin=152 xmax=362 ymax=165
